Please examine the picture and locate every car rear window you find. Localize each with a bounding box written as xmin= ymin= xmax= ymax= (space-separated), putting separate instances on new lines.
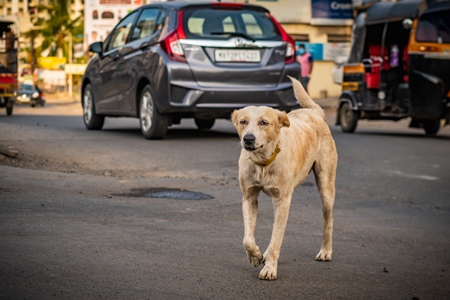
xmin=416 ymin=10 xmax=450 ymax=43
xmin=182 ymin=6 xmax=281 ymax=41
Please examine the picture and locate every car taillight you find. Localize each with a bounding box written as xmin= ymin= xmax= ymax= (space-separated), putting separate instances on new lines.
xmin=161 ymin=10 xmax=186 ymax=63
xmin=269 ymin=14 xmax=296 ymax=64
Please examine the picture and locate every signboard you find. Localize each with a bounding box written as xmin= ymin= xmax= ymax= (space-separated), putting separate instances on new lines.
xmin=74 ymin=43 xmax=85 ymax=59
xmin=323 ymin=42 xmax=351 ymax=61
xmin=296 ymin=42 xmax=351 ymax=61
xmin=249 ymin=0 xmax=311 ymax=23
xmin=65 ymin=64 xmax=87 ymax=75
xmin=296 ymin=42 xmax=324 ymax=61
xmin=37 ymin=56 xmax=66 ymax=70
xmin=84 ymin=0 xmax=143 ymax=52
xmin=311 ymin=0 xmax=353 ymax=25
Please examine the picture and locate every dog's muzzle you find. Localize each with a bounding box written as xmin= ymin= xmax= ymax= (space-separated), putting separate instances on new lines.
xmin=243 ymin=134 xmax=257 ymax=151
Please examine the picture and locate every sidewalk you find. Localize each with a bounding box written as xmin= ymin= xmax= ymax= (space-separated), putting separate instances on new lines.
xmin=45 ymin=92 xmax=79 ymax=105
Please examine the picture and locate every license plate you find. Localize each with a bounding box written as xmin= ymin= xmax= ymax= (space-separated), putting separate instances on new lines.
xmin=215 ymin=50 xmax=260 ymax=62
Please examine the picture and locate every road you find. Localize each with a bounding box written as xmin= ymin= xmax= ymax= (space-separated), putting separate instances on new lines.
xmin=0 ymin=101 xmax=449 ymax=299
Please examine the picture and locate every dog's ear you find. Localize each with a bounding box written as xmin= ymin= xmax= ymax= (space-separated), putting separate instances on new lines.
xmin=231 ymin=109 xmax=241 ymax=127
xmin=277 ymin=111 xmax=290 ymax=128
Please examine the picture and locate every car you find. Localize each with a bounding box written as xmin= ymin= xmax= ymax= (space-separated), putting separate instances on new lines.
xmin=82 ymin=1 xmax=301 ymax=139
xmin=16 ymin=83 xmax=45 ymax=107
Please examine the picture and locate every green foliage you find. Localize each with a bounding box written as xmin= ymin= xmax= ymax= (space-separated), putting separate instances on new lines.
xmin=26 ymin=0 xmax=84 ymax=64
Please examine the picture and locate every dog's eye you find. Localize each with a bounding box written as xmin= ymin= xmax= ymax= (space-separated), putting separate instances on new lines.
xmin=259 ymin=119 xmax=269 ymax=126
xmin=239 ymin=119 xmax=248 ymax=125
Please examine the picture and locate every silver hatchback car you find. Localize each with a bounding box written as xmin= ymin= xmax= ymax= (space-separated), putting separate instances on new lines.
xmin=82 ymin=1 xmax=301 ymax=139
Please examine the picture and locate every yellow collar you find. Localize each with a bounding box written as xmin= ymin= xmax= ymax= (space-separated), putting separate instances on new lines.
xmin=250 ymin=143 xmax=281 ymax=167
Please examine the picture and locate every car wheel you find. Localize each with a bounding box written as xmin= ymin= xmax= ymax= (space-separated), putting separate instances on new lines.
xmin=139 ymin=85 xmax=168 ymax=139
xmin=339 ymin=102 xmax=358 ymax=133
xmin=83 ymin=84 xmax=104 ymax=130
xmin=422 ymin=119 xmax=440 ymax=136
xmin=195 ymin=118 xmax=215 ymax=130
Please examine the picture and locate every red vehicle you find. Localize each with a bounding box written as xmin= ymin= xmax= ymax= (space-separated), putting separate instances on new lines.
xmin=0 ymin=19 xmax=18 ymax=115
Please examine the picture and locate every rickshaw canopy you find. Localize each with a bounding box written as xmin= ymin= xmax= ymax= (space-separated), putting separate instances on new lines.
xmin=365 ymin=0 xmax=423 ymax=24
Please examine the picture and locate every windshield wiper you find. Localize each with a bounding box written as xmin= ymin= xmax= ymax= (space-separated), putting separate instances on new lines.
xmin=210 ymin=32 xmax=256 ymax=43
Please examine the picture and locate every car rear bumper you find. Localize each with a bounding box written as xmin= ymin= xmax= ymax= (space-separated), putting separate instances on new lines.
xmin=160 ymin=83 xmax=300 ymax=118
xmin=148 ymin=52 xmax=301 ymax=118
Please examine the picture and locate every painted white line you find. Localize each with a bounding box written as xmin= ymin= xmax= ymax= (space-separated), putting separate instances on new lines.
xmin=388 ymin=170 xmax=439 ymax=181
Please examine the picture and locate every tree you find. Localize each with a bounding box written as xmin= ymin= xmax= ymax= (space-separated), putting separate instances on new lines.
xmin=25 ymin=0 xmax=84 ymax=67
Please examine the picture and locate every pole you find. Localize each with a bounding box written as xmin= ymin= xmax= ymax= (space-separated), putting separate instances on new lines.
xmin=68 ymin=31 xmax=72 ymax=98
xmin=30 ymin=29 xmax=35 ymax=74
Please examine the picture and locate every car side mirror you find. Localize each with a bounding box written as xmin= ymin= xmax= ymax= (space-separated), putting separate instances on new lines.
xmin=89 ymin=42 xmax=103 ymax=54
xmin=402 ymin=18 xmax=413 ymax=30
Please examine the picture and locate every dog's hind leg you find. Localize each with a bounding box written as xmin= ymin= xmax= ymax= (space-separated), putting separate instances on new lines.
xmin=242 ymin=189 xmax=263 ymax=268
xmin=313 ymin=157 xmax=337 ymax=261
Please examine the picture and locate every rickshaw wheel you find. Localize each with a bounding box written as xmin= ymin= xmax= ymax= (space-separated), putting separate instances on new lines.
xmin=339 ymin=102 xmax=358 ymax=133
xmin=422 ymin=119 xmax=440 ymax=136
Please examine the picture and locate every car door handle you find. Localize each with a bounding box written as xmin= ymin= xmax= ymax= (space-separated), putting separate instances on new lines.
xmin=140 ymin=42 xmax=149 ymax=50
xmin=111 ymin=52 xmax=120 ymax=61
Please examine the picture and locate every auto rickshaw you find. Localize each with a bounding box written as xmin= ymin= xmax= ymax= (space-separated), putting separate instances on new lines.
xmin=336 ymin=0 xmax=450 ymax=135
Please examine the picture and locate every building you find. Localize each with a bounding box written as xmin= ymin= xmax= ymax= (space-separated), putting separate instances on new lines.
xmin=241 ymin=0 xmax=353 ymax=98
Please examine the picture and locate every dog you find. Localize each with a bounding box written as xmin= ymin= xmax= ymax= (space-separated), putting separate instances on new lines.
xmin=231 ymin=76 xmax=337 ymax=280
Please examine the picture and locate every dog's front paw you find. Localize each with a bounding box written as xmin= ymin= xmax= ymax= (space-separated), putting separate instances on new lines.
xmin=316 ymin=248 xmax=332 ymax=261
xmin=259 ymin=264 xmax=277 ymax=280
xmin=246 ymin=250 xmax=263 ymax=267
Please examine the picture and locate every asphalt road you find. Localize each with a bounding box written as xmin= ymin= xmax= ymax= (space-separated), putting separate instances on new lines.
xmin=0 ymin=102 xmax=449 ymax=299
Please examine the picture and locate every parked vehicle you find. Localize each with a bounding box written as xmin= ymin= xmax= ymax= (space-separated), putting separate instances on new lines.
xmin=15 ymin=82 xmax=45 ymax=107
xmin=82 ymin=1 xmax=300 ymax=139
xmin=0 ymin=19 xmax=18 ymax=116
xmin=336 ymin=0 xmax=450 ymax=135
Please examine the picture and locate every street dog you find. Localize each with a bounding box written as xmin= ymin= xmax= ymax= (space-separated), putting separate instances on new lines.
xmin=231 ymin=76 xmax=337 ymax=280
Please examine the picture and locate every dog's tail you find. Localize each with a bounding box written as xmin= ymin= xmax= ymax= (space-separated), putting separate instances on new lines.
xmin=288 ymin=75 xmax=325 ymax=119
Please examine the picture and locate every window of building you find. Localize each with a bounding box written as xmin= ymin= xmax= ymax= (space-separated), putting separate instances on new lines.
xmin=289 ymin=34 xmax=309 ymax=42
xmin=327 ymin=34 xmax=351 ymax=43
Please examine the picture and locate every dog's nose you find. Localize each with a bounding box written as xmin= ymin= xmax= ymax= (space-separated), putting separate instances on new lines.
xmin=243 ymin=134 xmax=255 ymax=146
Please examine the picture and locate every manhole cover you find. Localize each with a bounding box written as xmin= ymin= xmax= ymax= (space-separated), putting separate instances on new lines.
xmin=131 ymin=188 xmax=214 ymax=200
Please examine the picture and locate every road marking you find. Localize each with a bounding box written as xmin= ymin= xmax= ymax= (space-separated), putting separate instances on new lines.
xmin=388 ymin=170 xmax=439 ymax=181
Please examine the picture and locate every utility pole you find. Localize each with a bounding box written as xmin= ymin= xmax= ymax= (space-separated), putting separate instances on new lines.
xmin=30 ymin=29 xmax=35 ymax=74
xmin=68 ymin=31 xmax=72 ymax=98
xmin=28 ymin=1 xmax=36 ymax=75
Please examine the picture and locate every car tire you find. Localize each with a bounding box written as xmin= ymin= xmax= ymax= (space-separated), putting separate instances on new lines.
xmin=422 ymin=119 xmax=440 ymax=136
xmin=195 ymin=118 xmax=215 ymax=130
xmin=339 ymin=102 xmax=358 ymax=133
xmin=139 ymin=85 xmax=168 ymax=139
xmin=83 ymin=84 xmax=104 ymax=130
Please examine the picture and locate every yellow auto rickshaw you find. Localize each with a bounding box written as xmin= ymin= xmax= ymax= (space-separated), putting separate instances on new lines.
xmin=337 ymin=0 xmax=450 ymax=135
